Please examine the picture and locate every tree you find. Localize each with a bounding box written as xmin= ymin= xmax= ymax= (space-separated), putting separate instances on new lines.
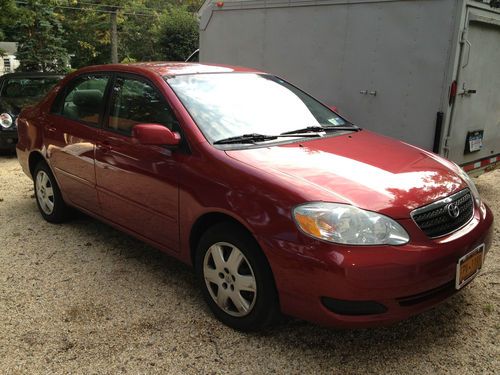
xmin=61 ymin=3 xmax=112 ymax=69
xmin=62 ymin=0 xmax=166 ymax=68
xmin=157 ymin=6 xmax=199 ymax=61
xmin=0 ymin=0 xmax=202 ymax=70
xmin=116 ymin=1 xmax=203 ymax=63
xmin=118 ymin=1 xmax=164 ymax=63
xmin=14 ymin=0 xmax=69 ymax=72
xmin=0 ymin=0 xmax=20 ymax=56
xmin=0 ymin=0 xmax=18 ymax=41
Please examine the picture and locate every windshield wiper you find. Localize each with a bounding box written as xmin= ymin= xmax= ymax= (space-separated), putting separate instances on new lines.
xmin=213 ymin=133 xmax=278 ymax=145
xmin=280 ymin=124 xmax=361 ymax=136
xmin=213 ymin=132 xmax=321 ymax=145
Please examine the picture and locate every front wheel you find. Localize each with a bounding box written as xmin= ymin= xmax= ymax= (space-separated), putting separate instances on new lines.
xmin=33 ymin=162 xmax=70 ymax=223
xmin=195 ymin=222 xmax=280 ymax=331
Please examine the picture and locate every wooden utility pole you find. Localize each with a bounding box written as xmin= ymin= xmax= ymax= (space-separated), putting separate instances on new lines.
xmin=110 ymin=8 xmax=118 ymax=63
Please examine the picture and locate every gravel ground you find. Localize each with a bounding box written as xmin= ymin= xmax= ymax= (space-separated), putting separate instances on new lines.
xmin=0 ymin=154 xmax=498 ymax=374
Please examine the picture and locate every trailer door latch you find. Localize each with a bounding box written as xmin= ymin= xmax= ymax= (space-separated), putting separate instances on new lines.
xmin=458 ymin=83 xmax=477 ymax=96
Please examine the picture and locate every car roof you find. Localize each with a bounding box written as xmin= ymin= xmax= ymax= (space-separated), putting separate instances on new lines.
xmin=81 ymin=62 xmax=262 ymax=77
xmin=1 ymin=72 xmax=64 ymax=77
xmin=1 ymin=72 xmax=64 ymax=79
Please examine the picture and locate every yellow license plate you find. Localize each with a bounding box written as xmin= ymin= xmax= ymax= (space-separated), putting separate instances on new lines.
xmin=456 ymin=244 xmax=485 ymax=290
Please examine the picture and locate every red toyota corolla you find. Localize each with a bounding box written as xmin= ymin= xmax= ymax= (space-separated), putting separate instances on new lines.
xmin=16 ymin=63 xmax=493 ymax=331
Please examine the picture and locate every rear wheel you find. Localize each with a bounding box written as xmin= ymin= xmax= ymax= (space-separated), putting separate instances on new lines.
xmin=195 ymin=222 xmax=280 ymax=331
xmin=33 ymin=162 xmax=70 ymax=223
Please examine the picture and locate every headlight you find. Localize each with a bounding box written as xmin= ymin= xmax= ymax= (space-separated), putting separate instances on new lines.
xmin=0 ymin=113 xmax=13 ymax=128
xmin=293 ymin=202 xmax=410 ymax=245
xmin=456 ymin=167 xmax=481 ymax=205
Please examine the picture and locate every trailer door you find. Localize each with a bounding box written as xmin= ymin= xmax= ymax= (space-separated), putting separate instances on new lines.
xmin=447 ymin=9 xmax=500 ymax=165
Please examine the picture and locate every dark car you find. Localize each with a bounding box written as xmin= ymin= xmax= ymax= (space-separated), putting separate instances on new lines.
xmin=0 ymin=72 xmax=63 ymax=151
xmin=16 ymin=63 xmax=494 ymax=331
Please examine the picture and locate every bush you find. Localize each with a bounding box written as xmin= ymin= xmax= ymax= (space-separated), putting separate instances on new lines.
xmin=157 ymin=7 xmax=199 ymax=62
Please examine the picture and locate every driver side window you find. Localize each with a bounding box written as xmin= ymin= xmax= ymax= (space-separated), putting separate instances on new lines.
xmin=106 ymin=76 xmax=178 ymax=135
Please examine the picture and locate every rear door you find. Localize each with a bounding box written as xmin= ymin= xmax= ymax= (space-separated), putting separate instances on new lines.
xmin=94 ymin=74 xmax=180 ymax=251
xmin=45 ymin=73 xmax=111 ymax=213
xmin=447 ymin=7 xmax=500 ymax=164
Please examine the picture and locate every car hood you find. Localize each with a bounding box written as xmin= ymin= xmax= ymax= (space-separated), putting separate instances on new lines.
xmin=225 ymin=130 xmax=466 ymax=219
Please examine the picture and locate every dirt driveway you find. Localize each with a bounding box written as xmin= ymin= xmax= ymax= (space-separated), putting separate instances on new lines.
xmin=0 ymin=155 xmax=498 ymax=374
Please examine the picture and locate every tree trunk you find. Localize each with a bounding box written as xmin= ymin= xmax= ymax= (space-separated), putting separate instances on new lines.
xmin=110 ymin=9 xmax=118 ymax=63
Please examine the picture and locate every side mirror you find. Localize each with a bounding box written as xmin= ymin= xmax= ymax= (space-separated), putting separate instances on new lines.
xmin=132 ymin=124 xmax=181 ymax=146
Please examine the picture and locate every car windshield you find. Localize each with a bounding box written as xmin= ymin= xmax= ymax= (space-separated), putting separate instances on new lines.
xmin=1 ymin=77 xmax=61 ymax=109
xmin=166 ymin=73 xmax=348 ymax=144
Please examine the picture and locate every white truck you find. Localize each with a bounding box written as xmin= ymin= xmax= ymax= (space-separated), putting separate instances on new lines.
xmin=198 ymin=0 xmax=500 ymax=175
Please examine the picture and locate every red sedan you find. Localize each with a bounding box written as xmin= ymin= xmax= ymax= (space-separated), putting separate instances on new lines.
xmin=16 ymin=63 xmax=494 ymax=331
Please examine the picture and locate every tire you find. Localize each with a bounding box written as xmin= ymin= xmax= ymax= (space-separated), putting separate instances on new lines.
xmin=195 ymin=222 xmax=280 ymax=331
xmin=33 ymin=161 xmax=70 ymax=223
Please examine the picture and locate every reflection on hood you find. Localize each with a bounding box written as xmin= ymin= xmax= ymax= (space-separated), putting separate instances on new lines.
xmin=226 ymin=130 xmax=465 ymax=218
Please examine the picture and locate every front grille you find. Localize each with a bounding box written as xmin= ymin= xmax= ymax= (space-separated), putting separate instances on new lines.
xmin=411 ymin=189 xmax=474 ymax=238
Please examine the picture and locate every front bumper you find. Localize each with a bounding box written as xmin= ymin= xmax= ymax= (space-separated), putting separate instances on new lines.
xmin=0 ymin=129 xmax=18 ymax=150
xmin=260 ymin=202 xmax=494 ymax=328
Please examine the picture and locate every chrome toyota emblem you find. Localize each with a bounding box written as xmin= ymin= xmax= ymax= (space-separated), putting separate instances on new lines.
xmin=447 ymin=203 xmax=460 ymax=218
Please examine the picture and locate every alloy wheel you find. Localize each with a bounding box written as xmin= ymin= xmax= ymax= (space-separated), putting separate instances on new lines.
xmin=203 ymin=242 xmax=257 ymax=317
xmin=35 ymin=170 xmax=55 ymax=215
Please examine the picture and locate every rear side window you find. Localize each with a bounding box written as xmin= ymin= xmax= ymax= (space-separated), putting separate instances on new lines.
xmin=106 ymin=76 xmax=178 ymax=135
xmin=59 ymin=75 xmax=109 ymax=126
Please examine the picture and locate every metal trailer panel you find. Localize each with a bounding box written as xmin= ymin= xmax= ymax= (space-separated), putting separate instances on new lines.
xmin=445 ymin=4 xmax=500 ymax=165
xmin=200 ymin=0 xmax=459 ymax=150
xmin=199 ymin=0 xmax=500 ymax=169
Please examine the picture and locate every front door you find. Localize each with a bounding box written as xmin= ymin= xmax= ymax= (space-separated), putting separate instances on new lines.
xmin=45 ymin=73 xmax=110 ymax=213
xmin=94 ymin=74 xmax=180 ymax=251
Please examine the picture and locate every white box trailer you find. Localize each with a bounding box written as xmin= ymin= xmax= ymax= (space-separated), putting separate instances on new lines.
xmin=198 ymin=0 xmax=500 ymax=174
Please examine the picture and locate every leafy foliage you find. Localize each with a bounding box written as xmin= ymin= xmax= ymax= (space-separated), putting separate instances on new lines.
xmin=13 ymin=1 xmax=70 ymax=72
xmin=0 ymin=0 xmax=202 ymax=71
xmin=62 ymin=2 xmax=113 ymax=68
xmin=0 ymin=0 xmax=20 ymax=54
xmin=157 ymin=5 xmax=199 ymax=61
xmin=118 ymin=2 xmax=200 ymax=64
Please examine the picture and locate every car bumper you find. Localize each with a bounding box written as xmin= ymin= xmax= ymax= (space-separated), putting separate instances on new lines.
xmin=0 ymin=129 xmax=18 ymax=150
xmin=259 ymin=202 xmax=494 ymax=328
